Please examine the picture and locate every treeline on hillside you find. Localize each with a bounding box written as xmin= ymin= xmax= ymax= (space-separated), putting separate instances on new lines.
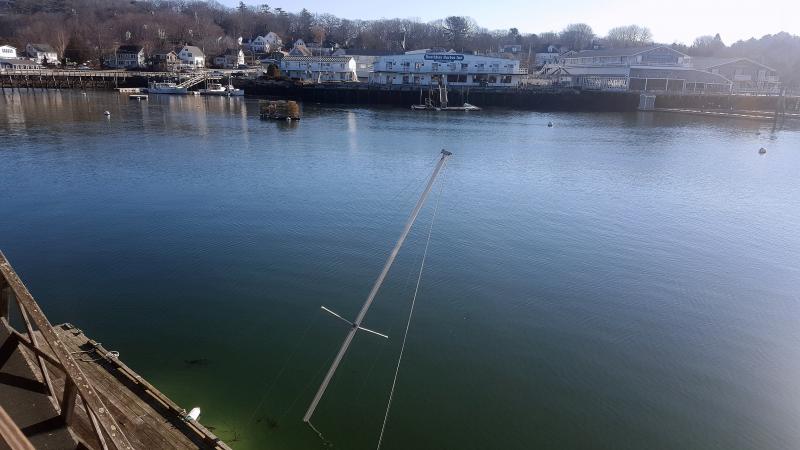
xmin=0 ymin=0 xmax=798 ymax=85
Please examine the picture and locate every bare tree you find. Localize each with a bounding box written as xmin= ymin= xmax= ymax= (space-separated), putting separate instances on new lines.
xmin=606 ymin=25 xmax=653 ymax=48
xmin=560 ymin=23 xmax=594 ymax=50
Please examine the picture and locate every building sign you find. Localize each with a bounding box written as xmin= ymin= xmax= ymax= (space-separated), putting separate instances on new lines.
xmin=423 ymin=54 xmax=464 ymax=62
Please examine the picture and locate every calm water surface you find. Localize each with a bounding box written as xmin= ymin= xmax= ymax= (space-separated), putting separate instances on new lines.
xmin=1 ymin=90 xmax=799 ymax=450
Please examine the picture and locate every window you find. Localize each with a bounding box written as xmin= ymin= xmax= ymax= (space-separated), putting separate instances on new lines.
xmin=461 ymin=63 xmax=468 ymax=71
xmin=386 ymin=61 xmax=393 ymax=70
xmin=448 ymin=63 xmax=456 ymax=71
xmin=415 ymin=62 xmax=423 ymax=69
xmin=402 ymin=75 xmax=409 ymax=83
xmin=431 ymin=63 xmax=439 ymax=71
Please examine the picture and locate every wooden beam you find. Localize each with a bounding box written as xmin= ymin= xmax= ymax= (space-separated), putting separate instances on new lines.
xmin=0 ymin=282 xmax=8 ymax=323
xmin=0 ymin=251 xmax=133 ymax=450
xmin=15 ymin=300 xmax=61 ymax=414
xmin=61 ymin=379 xmax=78 ymax=425
xmin=9 ymin=330 xmax=62 ymax=368
xmin=0 ymin=405 xmax=35 ymax=450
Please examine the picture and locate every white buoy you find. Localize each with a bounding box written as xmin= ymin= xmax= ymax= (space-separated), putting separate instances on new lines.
xmin=759 ymin=147 xmax=767 ymax=154
xmin=185 ymin=407 xmax=201 ymax=421
xmin=104 ymin=110 xmax=111 ymax=116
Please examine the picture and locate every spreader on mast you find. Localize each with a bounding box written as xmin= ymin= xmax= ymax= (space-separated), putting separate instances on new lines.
xmin=303 ymin=149 xmax=452 ymax=424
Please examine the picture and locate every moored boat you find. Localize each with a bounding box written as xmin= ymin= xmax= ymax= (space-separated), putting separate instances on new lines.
xmin=147 ymin=81 xmax=188 ymax=95
xmin=199 ymin=83 xmax=244 ymax=96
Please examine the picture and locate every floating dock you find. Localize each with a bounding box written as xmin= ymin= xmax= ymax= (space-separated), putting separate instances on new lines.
xmin=0 ymin=251 xmax=230 ymax=450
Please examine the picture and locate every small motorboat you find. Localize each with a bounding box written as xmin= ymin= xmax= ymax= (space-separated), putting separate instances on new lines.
xmin=199 ymin=83 xmax=244 ymax=97
xmin=147 ymin=82 xmax=188 ymax=95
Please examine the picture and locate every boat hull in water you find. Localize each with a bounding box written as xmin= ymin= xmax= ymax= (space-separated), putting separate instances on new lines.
xmin=411 ymin=103 xmax=481 ymax=111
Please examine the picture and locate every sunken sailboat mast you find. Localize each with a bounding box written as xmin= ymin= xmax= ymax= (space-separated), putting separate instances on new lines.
xmin=303 ymin=149 xmax=453 ymax=424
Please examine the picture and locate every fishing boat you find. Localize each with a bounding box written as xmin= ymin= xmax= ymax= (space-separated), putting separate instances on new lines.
xmin=411 ymin=80 xmax=481 ymax=111
xmin=199 ymin=82 xmax=244 ymax=97
xmin=147 ymin=81 xmax=188 ymax=95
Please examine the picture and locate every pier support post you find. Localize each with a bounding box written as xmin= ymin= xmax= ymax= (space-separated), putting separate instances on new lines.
xmin=61 ymin=379 xmax=78 ymax=424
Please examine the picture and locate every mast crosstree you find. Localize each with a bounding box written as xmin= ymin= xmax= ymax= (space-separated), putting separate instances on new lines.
xmin=303 ymin=149 xmax=453 ymax=424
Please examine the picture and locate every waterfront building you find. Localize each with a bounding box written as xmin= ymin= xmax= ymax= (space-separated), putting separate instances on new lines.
xmin=561 ymin=45 xmax=731 ymax=92
xmin=333 ymin=49 xmax=393 ymax=82
xmin=213 ymin=49 xmax=245 ymax=68
xmin=25 ymin=43 xmax=59 ymax=65
xmin=105 ymin=45 xmax=145 ymax=69
xmin=692 ymin=57 xmax=780 ymax=94
xmin=0 ymin=45 xmax=17 ymax=58
xmin=0 ymin=57 xmax=42 ymax=70
xmin=279 ymin=56 xmax=357 ymax=82
xmin=177 ymin=45 xmax=206 ymax=67
xmin=150 ymin=50 xmax=180 ymax=72
xmin=371 ymin=49 xmax=527 ymax=87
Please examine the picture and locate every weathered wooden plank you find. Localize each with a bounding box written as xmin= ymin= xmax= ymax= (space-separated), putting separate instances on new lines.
xmin=10 ymin=329 xmax=62 ymax=368
xmin=15 ymin=300 xmax=61 ymax=414
xmin=0 ymin=282 xmax=9 ymax=323
xmin=61 ymin=379 xmax=78 ymax=425
xmin=0 ymin=405 xmax=35 ymax=450
xmin=0 ymin=251 xmax=134 ymax=450
xmin=53 ymin=327 xmax=199 ymax=449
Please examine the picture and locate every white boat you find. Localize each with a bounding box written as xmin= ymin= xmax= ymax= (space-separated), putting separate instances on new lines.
xmin=199 ymin=83 xmax=244 ymax=97
xmin=147 ymin=82 xmax=188 ymax=95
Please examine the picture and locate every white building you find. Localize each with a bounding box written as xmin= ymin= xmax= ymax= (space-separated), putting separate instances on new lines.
xmin=560 ymin=45 xmax=732 ymax=92
xmin=26 ymin=43 xmax=59 ymax=65
xmin=0 ymin=45 xmax=17 ymax=58
xmin=213 ymin=49 xmax=245 ymax=68
xmin=0 ymin=57 xmax=42 ymax=70
xmin=279 ymin=56 xmax=357 ymax=82
xmin=178 ymin=45 xmax=205 ymax=67
xmin=248 ymin=32 xmax=282 ymax=53
xmin=371 ymin=50 xmax=527 ymax=87
xmin=105 ymin=45 xmax=145 ymax=69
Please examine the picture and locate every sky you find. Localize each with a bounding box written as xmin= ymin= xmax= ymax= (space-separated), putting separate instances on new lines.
xmin=226 ymin=0 xmax=799 ymax=45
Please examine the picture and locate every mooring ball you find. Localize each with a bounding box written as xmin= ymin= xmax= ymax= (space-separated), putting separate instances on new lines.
xmin=759 ymin=147 xmax=767 ymax=154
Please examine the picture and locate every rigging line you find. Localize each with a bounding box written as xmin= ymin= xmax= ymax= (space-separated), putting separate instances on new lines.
xmin=376 ymin=159 xmax=449 ymax=450
xmin=355 ymin=217 xmax=429 ymax=406
xmin=247 ymin=312 xmax=320 ymax=425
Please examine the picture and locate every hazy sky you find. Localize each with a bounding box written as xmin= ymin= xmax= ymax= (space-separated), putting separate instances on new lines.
xmin=227 ymin=0 xmax=799 ymax=45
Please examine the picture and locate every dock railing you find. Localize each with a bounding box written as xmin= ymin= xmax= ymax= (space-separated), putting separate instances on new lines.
xmin=0 ymin=250 xmax=135 ymax=450
xmin=0 ymin=250 xmax=231 ymax=450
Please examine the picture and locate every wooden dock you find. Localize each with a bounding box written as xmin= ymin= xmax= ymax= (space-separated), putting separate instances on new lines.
xmin=0 ymin=251 xmax=231 ymax=450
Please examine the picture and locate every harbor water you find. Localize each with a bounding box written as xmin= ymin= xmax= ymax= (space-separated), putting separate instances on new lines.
xmin=1 ymin=89 xmax=799 ymax=450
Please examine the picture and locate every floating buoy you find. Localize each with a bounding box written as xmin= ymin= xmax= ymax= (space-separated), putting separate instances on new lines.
xmin=185 ymin=407 xmax=201 ymax=421
xmin=547 ymin=121 xmax=553 ymax=127
xmin=82 ymin=92 xmax=87 ymax=96
xmin=759 ymin=147 xmax=767 ymax=154
xmin=104 ymin=111 xmax=111 ymax=116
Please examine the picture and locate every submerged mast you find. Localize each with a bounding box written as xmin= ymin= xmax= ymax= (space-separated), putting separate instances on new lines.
xmin=303 ymin=149 xmax=452 ymax=423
